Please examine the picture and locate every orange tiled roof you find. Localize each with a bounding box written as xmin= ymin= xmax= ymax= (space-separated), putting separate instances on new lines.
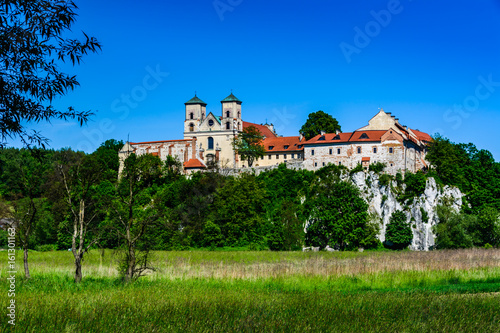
xmin=183 ymin=159 xmax=206 ymax=169
xmin=361 ymin=157 xmax=371 ymax=162
xmin=243 ymin=121 xmax=277 ymax=138
xmin=263 ymin=136 xmax=303 ymax=152
xmin=411 ymin=129 xmax=432 ymax=142
xmin=350 ymin=130 xmax=387 ymax=142
xmin=306 ymin=132 xmax=353 ymax=144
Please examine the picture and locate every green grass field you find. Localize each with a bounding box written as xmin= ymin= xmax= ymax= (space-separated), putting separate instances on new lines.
xmin=1 ymin=249 xmax=500 ymax=332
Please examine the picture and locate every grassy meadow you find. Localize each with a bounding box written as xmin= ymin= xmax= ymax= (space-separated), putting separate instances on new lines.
xmin=1 ymin=249 xmax=500 ymax=332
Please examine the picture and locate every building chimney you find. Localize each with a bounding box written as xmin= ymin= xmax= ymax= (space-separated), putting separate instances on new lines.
xmin=299 ymin=133 xmax=303 ymax=141
xmin=335 ymin=129 xmax=340 ymax=135
xmin=320 ymin=130 xmax=326 ymax=136
xmin=266 ymin=123 xmax=275 ymax=134
xmin=191 ymin=137 xmax=197 ymax=159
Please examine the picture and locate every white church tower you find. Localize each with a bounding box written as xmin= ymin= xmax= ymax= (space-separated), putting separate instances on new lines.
xmin=184 ymin=93 xmax=207 ymax=134
xmin=220 ymin=92 xmax=242 ymax=131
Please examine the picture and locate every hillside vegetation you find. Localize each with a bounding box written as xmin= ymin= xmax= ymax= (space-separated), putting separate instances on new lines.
xmin=1 ymin=136 xmax=498 ymax=258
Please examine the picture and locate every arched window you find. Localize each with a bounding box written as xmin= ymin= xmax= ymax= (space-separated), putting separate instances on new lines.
xmin=237 ymin=111 xmax=240 ymax=118
xmin=226 ymin=111 xmax=230 ymax=118
xmin=208 ymin=137 xmax=214 ymax=150
xmin=226 ymin=122 xmax=230 ymax=130
xmin=189 ymin=112 xmax=194 ymax=120
xmin=189 ymin=123 xmax=194 ymax=132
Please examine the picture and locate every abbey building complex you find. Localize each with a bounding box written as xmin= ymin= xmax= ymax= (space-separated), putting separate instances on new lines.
xmin=119 ymin=93 xmax=432 ymax=175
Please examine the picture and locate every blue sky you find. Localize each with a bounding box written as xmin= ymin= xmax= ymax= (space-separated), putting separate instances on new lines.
xmin=15 ymin=0 xmax=500 ymax=160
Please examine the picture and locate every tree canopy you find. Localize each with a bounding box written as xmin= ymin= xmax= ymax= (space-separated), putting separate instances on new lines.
xmin=304 ymin=175 xmax=371 ymax=250
xmin=0 ymin=0 xmax=101 ymax=148
xmin=232 ymin=125 xmax=265 ymax=167
xmin=384 ymin=210 xmax=413 ymax=250
xmin=427 ymin=135 xmax=500 ymax=213
xmin=299 ymin=110 xmax=341 ymax=140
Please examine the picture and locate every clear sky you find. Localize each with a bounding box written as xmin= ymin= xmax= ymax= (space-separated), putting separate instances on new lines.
xmin=15 ymin=0 xmax=500 ymax=160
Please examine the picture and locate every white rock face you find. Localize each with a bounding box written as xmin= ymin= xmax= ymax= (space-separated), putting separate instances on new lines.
xmin=349 ymin=171 xmax=463 ymax=251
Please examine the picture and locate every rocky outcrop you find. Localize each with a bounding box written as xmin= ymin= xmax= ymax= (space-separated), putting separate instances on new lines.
xmin=349 ymin=171 xmax=463 ymax=251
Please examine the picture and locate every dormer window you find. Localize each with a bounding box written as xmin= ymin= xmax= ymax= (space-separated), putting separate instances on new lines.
xmin=284 ymin=145 xmax=289 ymax=149
xmin=333 ymin=135 xmax=340 ymax=140
xmin=360 ymin=133 xmax=369 ymax=139
xmin=269 ymin=146 xmax=274 ymax=150
xmin=318 ymin=136 xmax=326 ymax=141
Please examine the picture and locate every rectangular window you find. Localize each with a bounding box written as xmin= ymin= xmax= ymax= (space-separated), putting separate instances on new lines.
xmin=373 ymin=147 xmax=377 ymax=153
xmin=292 ymin=154 xmax=295 ymax=159
xmin=314 ymin=162 xmax=317 ymax=167
xmin=339 ymin=161 xmax=342 ymax=165
xmin=337 ymin=148 xmax=341 ymax=154
xmin=284 ymin=154 xmax=287 ymax=159
xmin=261 ymin=156 xmax=264 ymax=160
xmin=311 ymin=150 xmax=315 ymax=156
xmin=276 ymin=154 xmax=279 ymax=159
xmin=357 ymin=147 xmax=361 ymax=154
xmin=389 ymin=147 xmax=393 ymax=154
xmin=298 ymin=153 xmax=301 ymax=159
xmin=322 ymin=162 xmax=325 ymax=166
xmin=329 ymin=149 xmax=332 ymax=155
xmin=268 ymin=155 xmax=271 ymax=160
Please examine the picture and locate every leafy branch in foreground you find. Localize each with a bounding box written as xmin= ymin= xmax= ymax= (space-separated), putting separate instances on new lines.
xmin=0 ymin=0 xmax=101 ymax=148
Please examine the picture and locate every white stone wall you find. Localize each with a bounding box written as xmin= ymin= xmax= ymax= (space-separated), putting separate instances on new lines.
xmin=253 ymin=151 xmax=303 ymax=167
xmin=303 ymin=140 xmax=419 ymax=175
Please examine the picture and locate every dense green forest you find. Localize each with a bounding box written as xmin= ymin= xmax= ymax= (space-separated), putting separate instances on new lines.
xmin=0 ymin=136 xmax=499 ymax=260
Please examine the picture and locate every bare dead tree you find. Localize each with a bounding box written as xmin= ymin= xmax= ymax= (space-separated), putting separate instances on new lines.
xmin=56 ymin=151 xmax=104 ymax=283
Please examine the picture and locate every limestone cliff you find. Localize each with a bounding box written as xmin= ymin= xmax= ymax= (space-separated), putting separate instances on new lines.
xmin=348 ymin=171 xmax=463 ymax=251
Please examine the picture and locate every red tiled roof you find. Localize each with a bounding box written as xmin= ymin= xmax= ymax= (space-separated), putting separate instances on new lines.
xmin=361 ymin=157 xmax=371 ymax=162
xmin=243 ymin=121 xmax=277 ymax=138
xmin=350 ymin=130 xmax=387 ymax=142
xmin=306 ymin=132 xmax=353 ymax=144
xmin=183 ymin=159 xmax=206 ymax=169
xmin=411 ymin=129 xmax=432 ymax=142
xmin=263 ymin=136 xmax=303 ymax=152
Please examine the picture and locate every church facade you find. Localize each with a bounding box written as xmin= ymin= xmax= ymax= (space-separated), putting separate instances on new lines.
xmin=119 ymin=93 xmax=431 ymax=175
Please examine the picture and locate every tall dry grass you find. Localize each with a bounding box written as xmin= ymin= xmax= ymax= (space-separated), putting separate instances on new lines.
xmin=4 ymin=248 xmax=499 ymax=281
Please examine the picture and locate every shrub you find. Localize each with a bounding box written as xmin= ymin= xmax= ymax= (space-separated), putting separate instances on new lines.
xmin=369 ymin=162 xmax=386 ymax=173
xmin=399 ymin=171 xmax=427 ymax=203
xmin=350 ymin=163 xmax=364 ymax=175
xmin=379 ymin=174 xmax=393 ymax=187
xmin=420 ymin=207 xmax=429 ymax=223
xmin=395 ymin=172 xmax=403 ymax=186
xmin=384 ymin=210 xmax=413 ymax=250
xmin=433 ymin=205 xmax=475 ymax=249
xmin=35 ymin=244 xmax=58 ymax=252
